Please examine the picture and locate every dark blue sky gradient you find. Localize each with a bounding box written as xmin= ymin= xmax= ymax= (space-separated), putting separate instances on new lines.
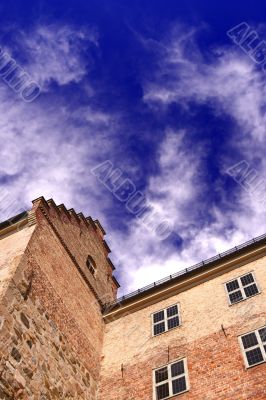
xmin=0 ymin=0 xmax=265 ymax=290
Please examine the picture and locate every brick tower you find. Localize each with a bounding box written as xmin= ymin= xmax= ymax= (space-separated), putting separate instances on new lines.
xmin=1 ymin=196 xmax=266 ymax=399
xmin=0 ymin=197 xmax=119 ymax=399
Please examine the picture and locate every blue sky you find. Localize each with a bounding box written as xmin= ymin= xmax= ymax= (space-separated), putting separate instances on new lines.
xmin=1 ymin=0 xmax=266 ymax=294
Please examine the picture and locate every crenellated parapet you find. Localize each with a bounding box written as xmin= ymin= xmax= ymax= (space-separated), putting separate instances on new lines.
xmin=30 ymin=197 xmax=119 ymax=304
xmin=0 ymin=195 xmax=118 ymax=399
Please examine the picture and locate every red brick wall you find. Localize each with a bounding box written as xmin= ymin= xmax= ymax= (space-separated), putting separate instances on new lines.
xmin=32 ymin=197 xmax=118 ymax=304
xmin=27 ymin=198 xmax=117 ymax=378
xmin=98 ymin=315 xmax=266 ymax=399
xmin=0 ymin=197 xmax=118 ymax=398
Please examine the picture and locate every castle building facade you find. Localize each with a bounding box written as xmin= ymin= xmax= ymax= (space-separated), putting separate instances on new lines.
xmin=0 ymin=197 xmax=265 ymax=399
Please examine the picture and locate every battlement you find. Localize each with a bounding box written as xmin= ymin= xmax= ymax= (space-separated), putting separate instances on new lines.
xmin=0 ymin=196 xmax=119 ymax=306
xmin=0 ymin=195 xmax=266 ymax=399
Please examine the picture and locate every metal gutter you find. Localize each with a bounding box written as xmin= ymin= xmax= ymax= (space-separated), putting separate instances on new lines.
xmin=104 ymin=232 xmax=266 ymax=312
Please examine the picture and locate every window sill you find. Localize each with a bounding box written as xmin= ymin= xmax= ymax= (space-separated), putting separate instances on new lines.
xmin=228 ymin=291 xmax=261 ymax=306
xmin=155 ymin=389 xmax=189 ymax=400
xmin=152 ymin=323 xmax=182 ymax=338
xmin=245 ymin=359 xmax=266 ymax=370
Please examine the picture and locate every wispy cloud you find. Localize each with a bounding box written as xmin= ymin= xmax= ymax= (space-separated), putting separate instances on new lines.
xmin=16 ymin=24 xmax=98 ymax=89
xmin=0 ymin=91 xmax=116 ymax=215
xmin=0 ymin=23 xmax=116 ymax=221
xmin=144 ymin=25 xmax=266 ymax=141
xmin=110 ymin=24 xmax=266 ymax=292
xmin=2 ymin=21 xmax=266 ymax=295
xmin=108 ymin=128 xmax=205 ymax=292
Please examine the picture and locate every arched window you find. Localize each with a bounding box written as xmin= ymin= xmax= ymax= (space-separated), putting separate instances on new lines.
xmin=86 ymin=256 xmax=96 ymax=276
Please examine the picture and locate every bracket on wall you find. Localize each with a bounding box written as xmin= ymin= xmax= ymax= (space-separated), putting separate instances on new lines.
xmin=221 ymin=324 xmax=228 ymax=337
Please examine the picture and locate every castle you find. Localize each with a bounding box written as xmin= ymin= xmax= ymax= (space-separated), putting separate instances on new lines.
xmin=0 ymin=196 xmax=265 ymax=399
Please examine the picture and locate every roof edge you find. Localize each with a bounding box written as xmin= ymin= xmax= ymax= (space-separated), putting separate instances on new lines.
xmin=103 ymin=232 xmax=266 ymax=319
xmin=0 ymin=211 xmax=29 ymax=237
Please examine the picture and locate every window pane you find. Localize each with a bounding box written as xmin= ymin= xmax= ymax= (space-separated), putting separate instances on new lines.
xmin=172 ymin=377 xmax=187 ymax=394
xmin=246 ymin=347 xmax=264 ymax=366
xmin=155 ymin=367 xmax=168 ymax=383
xmin=259 ymin=328 xmax=266 ymax=343
xmin=241 ymin=333 xmax=258 ymax=349
xmin=156 ymin=383 xmax=169 ymax=400
xmin=154 ymin=322 xmax=166 ymax=336
xmin=226 ymin=279 xmax=239 ymax=293
xmin=244 ymin=284 xmax=258 ymax=298
xmin=167 ymin=305 xmax=178 ymax=318
xmin=229 ymin=290 xmax=243 ymax=304
xmin=168 ymin=316 xmax=179 ymax=330
xmin=240 ymin=273 xmax=254 ymax=287
xmin=153 ymin=311 xmax=164 ymax=324
xmin=171 ymin=361 xmax=184 ymax=377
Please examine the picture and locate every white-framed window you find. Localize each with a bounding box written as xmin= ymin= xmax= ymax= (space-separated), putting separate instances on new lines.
xmin=225 ymin=272 xmax=259 ymax=305
xmin=239 ymin=326 xmax=266 ymax=368
xmin=153 ymin=358 xmax=189 ymax=400
xmin=152 ymin=304 xmax=180 ymax=336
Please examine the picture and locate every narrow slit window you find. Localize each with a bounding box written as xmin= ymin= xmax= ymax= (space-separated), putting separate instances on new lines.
xmin=225 ymin=272 xmax=259 ymax=305
xmin=240 ymin=327 xmax=266 ymax=368
xmin=152 ymin=304 xmax=180 ymax=336
xmin=86 ymin=256 xmax=96 ymax=276
xmin=153 ymin=359 xmax=189 ymax=399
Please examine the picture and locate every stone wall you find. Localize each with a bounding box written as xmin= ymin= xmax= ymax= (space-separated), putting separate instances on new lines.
xmin=0 ymin=225 xmax=34 ymax=300
xmin=0 ymin=198 xmax=118 ymax=399
xmin=0 ymin=274 xmax=93 ymax=399
xmin=1 ymin=196 xmax=266 ymax=399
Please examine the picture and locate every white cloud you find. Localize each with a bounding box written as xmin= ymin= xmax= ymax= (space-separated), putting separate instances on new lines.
xmin=111 ymin=25 xmax=266 ymax=294
xmin=2 ymin=21 xmax=266 ymax=297
xmin=0 ymin=86 xmax=116 ymax=220
xmin=109 ymin=129 xmax=205 ymax=292
xmin=18 ymin=24 xmax=98 ymax=89
xmin=0 ymin=24 xmax=123 ymax=222
xmin=147 ymin=130 xmax=201 ymax=220
xmin=0 ymin=23 xmax=115 ymax=222
xmin=144 ymin=26 xmax=266 ymax=141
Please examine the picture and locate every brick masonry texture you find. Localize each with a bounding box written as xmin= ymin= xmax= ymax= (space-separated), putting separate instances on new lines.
xmin=0 ymin=198 xmax=117 ymax=399
xmin=98 ymin=317 xmax=266 ymax=400
xmin=0 ymin=197 xmax=266 ymax=399
xmin=98 ymin=257 xmax=266 ymax=400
